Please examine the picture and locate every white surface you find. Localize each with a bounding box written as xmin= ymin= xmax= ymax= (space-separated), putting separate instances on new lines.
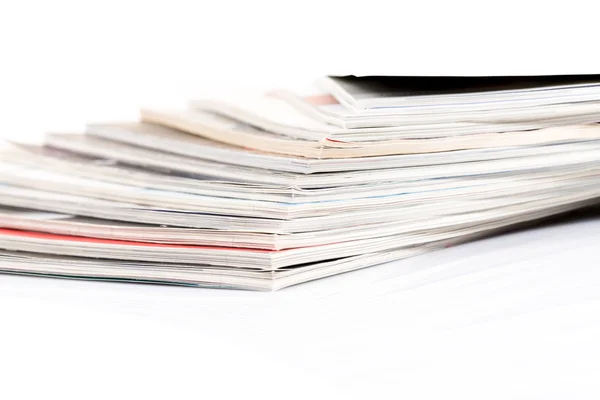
xmin=2 ymin=214 xmax=600 ymax=399
xmin=2 ymin=1 xmax=600 ymax=398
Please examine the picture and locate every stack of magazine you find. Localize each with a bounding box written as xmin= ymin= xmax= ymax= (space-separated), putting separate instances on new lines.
xmin=2 ymin=74 xmax=600 ymax=290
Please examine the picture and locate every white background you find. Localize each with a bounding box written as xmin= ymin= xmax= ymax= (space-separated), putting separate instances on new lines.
xmin=1 ymin=1 xmax=600 ymax=399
